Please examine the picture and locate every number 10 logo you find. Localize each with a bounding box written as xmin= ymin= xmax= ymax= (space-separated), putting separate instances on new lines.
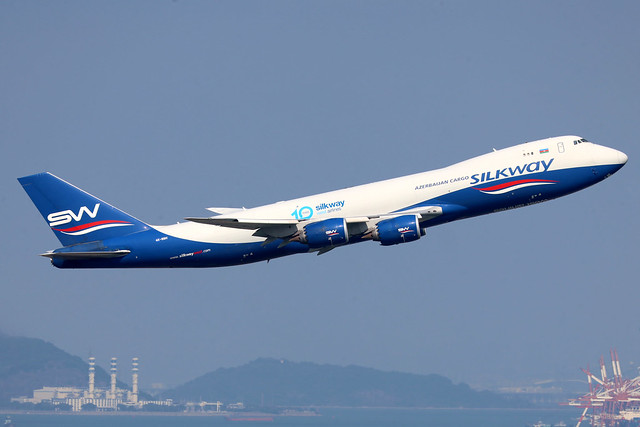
xmin=291 ymin=206 xmax=313 ymax=220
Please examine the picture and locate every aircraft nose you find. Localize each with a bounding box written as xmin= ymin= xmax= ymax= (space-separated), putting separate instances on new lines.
xmin=617 ymin=149 xmax=628 ymax=165
xmin=598 ymin=145 xmax=628 ymax=167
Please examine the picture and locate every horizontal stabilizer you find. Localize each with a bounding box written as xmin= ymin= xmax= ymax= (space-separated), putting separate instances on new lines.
xmin=40 ymin=250 xmax=131 ymax=259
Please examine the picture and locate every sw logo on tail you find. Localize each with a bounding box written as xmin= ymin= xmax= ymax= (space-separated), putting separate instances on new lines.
xmin=47 ymin=203 xmax=100 ymax=227
xmin=46 ymin=203 xmax=135 ymax=236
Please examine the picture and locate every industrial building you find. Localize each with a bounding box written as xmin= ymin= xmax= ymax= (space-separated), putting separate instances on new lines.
xmin=12 ymin=356 xmax=172 ymax=411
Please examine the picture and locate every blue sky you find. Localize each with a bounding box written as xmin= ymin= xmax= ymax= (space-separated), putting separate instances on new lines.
xmin=1 ymin=1 xmax=639 ymax=391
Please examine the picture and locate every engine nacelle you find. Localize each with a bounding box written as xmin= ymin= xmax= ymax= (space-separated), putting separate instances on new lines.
xmin=299 ymin=218 xmax=349 ymax=248
xmin=372 ymin=214 xmax=425 ymax=246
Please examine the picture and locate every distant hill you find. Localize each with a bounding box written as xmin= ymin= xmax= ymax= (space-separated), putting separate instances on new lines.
xmin=0 ymin=334 xmax=128 ymax=405
xmin=0 ymin=336 xmax=525 ymax=408
xmin=164 ymin=358 xmax=524 ymax=408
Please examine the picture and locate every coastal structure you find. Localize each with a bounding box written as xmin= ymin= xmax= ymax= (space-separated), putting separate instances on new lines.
xmin=11 ymin=357 xmax=172 ymax=411
xmin=565 ymin=350 xmax=640 ymax=426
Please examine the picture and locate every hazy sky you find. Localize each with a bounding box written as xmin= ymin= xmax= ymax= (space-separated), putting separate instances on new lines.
xmin=1 ymin=1 xmax=638 ymax=391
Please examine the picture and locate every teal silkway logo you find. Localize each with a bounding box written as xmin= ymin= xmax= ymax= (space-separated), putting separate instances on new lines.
xmin=316 ymin=200 xmax=345 ymax=211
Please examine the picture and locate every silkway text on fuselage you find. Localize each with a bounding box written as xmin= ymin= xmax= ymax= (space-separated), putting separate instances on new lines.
xmin=470 ymin=158 xmax=554 ymax=185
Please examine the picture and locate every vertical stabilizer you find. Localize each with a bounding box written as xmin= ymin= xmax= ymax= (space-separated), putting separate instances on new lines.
xmin=18 ymin=172 xmax=149 ymax=246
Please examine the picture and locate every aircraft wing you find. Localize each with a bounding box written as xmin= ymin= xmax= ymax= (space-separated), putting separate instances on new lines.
xmin=185 ymin=217 xmax=298 ymax=229
xmin=385 ymin=206 xmax=442 ymax=220
xmin=185 ymin=205 xmax=443 ymax=238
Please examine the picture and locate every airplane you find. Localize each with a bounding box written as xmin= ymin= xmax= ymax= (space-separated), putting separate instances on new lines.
xmin=18 ymin=135 xmax=627 ymax=269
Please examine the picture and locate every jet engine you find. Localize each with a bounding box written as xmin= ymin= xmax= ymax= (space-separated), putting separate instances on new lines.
xmin=372 ymin=214 xmax=425 ymax=246
xmin=296 ymin=218 xmax=349 ymax=248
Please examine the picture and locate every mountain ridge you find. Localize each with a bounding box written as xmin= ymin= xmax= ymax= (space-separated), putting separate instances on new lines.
xmin=0 ymin=333 xmax=129 ymax=405
xmin=163 ymin=357 xmax=524 ymax=408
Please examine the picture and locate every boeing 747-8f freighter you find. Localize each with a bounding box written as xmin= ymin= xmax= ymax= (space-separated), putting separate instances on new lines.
xmin=18 ymin=135 xmax=627 ymax=268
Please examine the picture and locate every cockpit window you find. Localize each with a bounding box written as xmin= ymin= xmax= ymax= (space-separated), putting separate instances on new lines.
xmin=573 ymin=138 xmax=590 ymax=145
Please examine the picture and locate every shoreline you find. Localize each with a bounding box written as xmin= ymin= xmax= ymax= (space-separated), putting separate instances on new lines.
xmin=0 ymin=407 xmax=573 ymax=417
xmin=0 ymin=410 xmax=321 ymax=417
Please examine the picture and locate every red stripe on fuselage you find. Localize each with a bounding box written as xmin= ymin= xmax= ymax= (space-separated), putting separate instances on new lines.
xmin=474 ymin=179 xmax=557 ymax=192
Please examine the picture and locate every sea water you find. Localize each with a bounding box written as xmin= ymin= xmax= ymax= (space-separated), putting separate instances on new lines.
xmin=4 ymin=408 xmax=580 ymax=427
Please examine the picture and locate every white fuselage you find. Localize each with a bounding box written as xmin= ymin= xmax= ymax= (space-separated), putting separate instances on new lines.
xmin=154 ymin=135 xmax=626 ymax=245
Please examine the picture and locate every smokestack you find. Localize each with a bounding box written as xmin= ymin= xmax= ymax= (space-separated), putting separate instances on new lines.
xmin=131 ymin=357 xmax=139 ymax=403
xmin=110 ymin=357 xmax=117 ymax=398
xmin=88 ymin=357 xmax=95 ymax=398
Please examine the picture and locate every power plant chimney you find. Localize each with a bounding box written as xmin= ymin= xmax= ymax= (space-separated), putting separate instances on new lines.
xmin=88 ymin=356 xmax=95 ymax=399
xmin=131 ymin=357 xmax=139 ymax=404
xmin=110 ymin=357 xmax=117 ymax=399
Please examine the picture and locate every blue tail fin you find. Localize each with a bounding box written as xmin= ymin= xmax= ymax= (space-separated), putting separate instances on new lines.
xmin=18 ymin=172 xmax=149 ymax=247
